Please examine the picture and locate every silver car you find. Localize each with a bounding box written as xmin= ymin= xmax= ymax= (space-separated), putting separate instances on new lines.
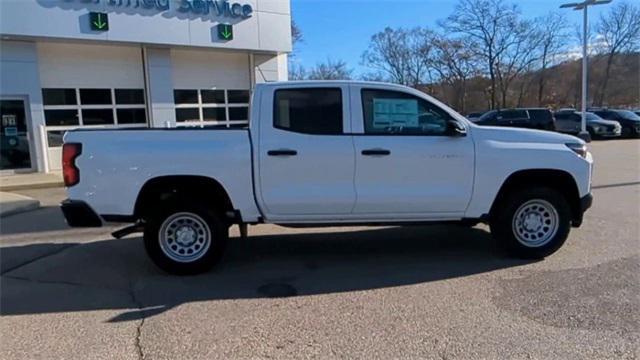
xmin=554 ymin=111 xmax=621 ymax=138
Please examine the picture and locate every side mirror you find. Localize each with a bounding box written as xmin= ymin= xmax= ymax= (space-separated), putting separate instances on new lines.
xmin=446 ymin=120 xmax=467 ymax=137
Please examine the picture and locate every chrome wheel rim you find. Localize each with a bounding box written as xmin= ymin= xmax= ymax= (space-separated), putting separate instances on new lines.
xmin=159 ymin=212 xmax=211 ymax=263
xmin=512 ymin=199 xmax=559 ymax=248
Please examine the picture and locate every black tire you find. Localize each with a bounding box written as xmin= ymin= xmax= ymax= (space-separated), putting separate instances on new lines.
xmin=490 ymin=187 xmax=571 ymax=259
xmin=143 ymin=201 xmax=228 ymax=275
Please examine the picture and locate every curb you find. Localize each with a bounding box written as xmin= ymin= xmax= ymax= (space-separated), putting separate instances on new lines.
xmin=0 ymin=182 xmax=64 ymax=192
xmin=0 ymin=193 xmax=41 ymax=217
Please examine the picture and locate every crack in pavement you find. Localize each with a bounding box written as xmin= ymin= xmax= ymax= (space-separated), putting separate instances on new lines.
xmin=127 ymin=280 xmax=146 ymax=360
xmin=1 ymin=239 xmax=149 ymax=359
xmin=2 ymin=274 xmax=130 ymax=294
xmin=3 ymin=273 xmax=149 ymax=359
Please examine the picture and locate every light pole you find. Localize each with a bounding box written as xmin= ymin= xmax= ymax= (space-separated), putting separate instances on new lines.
xmin=560 ymin=0 xmax=611 ymax=142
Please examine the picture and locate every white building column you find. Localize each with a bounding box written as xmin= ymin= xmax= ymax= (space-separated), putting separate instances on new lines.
xmin=253 ymin=53 xmax=289 ymax=83
xmin=143 ymin=47 xmax=176 ymax=128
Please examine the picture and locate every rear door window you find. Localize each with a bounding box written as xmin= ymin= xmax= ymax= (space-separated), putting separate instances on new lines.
xmin=274 ymin=88 xmax=343 ymax=135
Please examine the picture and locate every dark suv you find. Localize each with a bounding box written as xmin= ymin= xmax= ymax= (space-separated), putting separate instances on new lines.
xmin=474 ymin=108 xmax=556 ymax=131
xmin=588 ymin=108 xmax=640 ymax=138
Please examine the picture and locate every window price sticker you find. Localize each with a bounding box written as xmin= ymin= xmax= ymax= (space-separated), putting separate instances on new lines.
xmin=372 ymin=99 xmax=419 ymax=128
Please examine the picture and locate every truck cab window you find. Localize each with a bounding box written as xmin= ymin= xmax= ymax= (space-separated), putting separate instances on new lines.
xmin=361 ymin=89 xmax=449 ymax=135
xmin=274 ymin=88 xmax=343 ymax=135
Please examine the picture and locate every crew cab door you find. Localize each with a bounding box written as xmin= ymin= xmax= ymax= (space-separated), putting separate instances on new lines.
xmin=350 ymin=85 xmax=474 ymax=216
xmin=256 ymin=85 xmax=356 ymax=218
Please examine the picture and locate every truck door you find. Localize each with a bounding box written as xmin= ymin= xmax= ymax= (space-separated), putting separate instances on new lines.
xmin=256 ymin=85 xmax=356 ymax=218
xmin=350 ymin=86 xmax=474 ymax=215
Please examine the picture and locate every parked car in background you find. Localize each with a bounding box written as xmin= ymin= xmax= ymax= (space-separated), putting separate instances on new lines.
xmin=466 ymin=112 xmax=484 ymax=121
xmin=554 ymin=110 xmax=621 ymax=138
xmin=474 ymin=108 xmax=556 ymax=131
xmin=588 ymin=108 xmax=640 ymax=138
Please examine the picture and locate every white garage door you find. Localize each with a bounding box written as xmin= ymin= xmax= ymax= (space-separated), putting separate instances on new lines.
xmin=38 ymin=43 xmax=146 ymax=171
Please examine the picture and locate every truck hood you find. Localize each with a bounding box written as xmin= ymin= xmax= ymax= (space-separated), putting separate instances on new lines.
xmin=471 ymin=125 xmax=583 ymax=144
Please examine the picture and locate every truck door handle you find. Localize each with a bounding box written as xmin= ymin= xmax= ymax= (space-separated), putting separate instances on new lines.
xmin=268 ymin=149 xmax=297 ymax=156
xmin=361 ymin=149 xmax=391 ymax=156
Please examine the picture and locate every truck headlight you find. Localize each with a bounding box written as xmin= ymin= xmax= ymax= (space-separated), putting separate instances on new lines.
xmin=566 ymin=142 xmax=588 ymax=158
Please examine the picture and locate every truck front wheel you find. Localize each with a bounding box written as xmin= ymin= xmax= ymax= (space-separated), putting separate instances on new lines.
xmin=490 ymin=187 xmax=571 ymax=259
xmin=143 ymin=202 xmax=228 ymax=275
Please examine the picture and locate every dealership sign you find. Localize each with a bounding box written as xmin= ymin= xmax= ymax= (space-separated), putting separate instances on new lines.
xmin=66 ymin=0 xmax=253 ymax=19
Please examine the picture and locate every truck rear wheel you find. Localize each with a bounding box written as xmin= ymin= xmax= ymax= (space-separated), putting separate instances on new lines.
xmin=490 ymin=187 xmax=571 ymax=259
xmin=143 ymin=202 xmax=228 ymax=275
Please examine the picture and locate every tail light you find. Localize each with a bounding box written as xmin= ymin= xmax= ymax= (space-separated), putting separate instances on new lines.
xmin=62 ymin=143 xmax=82 ymax=187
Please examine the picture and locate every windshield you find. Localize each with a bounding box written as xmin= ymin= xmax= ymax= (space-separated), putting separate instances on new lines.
xmin=617 ymin=110 xmax=640 ymax=120
xmin=478 ymin=110 xmax=497 ymax=121
xmin=585 ymin=113 xmax=601 ymax=121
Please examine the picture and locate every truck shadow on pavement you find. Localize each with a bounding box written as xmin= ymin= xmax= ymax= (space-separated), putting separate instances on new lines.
xmin=1 ymin=225 xmax=534 ymax=322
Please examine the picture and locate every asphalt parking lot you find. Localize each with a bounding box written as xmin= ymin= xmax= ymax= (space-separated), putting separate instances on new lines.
xmin=1 ymin=139 xmax=638 ymax=359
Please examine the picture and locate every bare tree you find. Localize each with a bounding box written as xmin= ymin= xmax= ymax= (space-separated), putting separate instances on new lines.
xmin=431 ymin=36 xmax=478 ymax=112
xmin=289 ymin=63 xmax=307 ymax=80
xmin=361 ymin=27 xmax=435 ymax=87
xmin=594 ymin=2 xmax=640 ymax=105
xmin=291 ymin=20 xmax=303 ymax=50
xmin=288 ymin=20 xmax=304 ymax=80
xmin=442 ymin=0 xmax=520 ymax=109
xmin=307 ymin=59 xmax=353 ymax=80
xmin=534 ymin=12 xmax=569 ymax=106
xmin=494 ymin=18 xmax=543 ymax=108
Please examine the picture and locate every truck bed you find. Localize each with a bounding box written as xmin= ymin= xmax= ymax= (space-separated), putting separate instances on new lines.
xmin=64 ymin=128 xmax=261 ymax=221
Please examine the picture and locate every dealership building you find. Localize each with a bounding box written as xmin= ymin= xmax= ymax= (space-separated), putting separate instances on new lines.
xmin=0 ymin=0 xmax=291 ymax=174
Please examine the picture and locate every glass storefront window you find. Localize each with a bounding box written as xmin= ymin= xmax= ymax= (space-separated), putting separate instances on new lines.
xmin=80 ymin=89 xmax=112 ymax=105
xmin=82 ymin=109 xmax=115 ymax=125
xmin=229 ymin=107 xmax=248 ymax=121
xmin=174 ymin=89 xmax=250 ymax=127
xmin=116 ymin=108 xmax=146 ymax=124
xmin=203 ymin=108 xmax=226 ymax=121
xmin=201 ymin=90 xmax=225 ymax=104
xmin=174 ymin=90 xmax=199 ymax=105
xmin=1 ymin=100 xmax=32 ymax=170
xmin=115 ymin=89 xmax=145 ymax=105
xmin=42 ymin=89 xmax=77 ymax=106
xmin=42 ymin=88 xmax=147 ymax=147
xmin=228 ymin=90 xmax=250 ymax=104
xmin=44 ymin=110 xmax=80 ymax=126
xmin=176 ymin=108 xmax=200 ymax=122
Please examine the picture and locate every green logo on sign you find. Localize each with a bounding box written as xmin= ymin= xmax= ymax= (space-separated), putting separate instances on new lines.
xmin=90 ymin=12 xmax=109 ymax=31
xmin=217 ymin=23 xmax=233 ymax=41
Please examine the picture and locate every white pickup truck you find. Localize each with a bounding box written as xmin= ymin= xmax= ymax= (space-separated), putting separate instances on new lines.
xmin=61 ymin=81 xmax=593 ymax=274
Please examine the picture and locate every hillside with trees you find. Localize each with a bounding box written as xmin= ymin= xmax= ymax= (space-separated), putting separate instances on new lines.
xmin=427 ymin=52 xmax=640 ymax=113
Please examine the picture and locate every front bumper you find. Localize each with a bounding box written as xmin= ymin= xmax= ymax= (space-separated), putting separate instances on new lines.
xmin=572 ymin=193 xmax=593 ymax=227
xmin=581 ymin=193 xmax=593 ymax=213
xmin=591 ymin=126 xmax=621 ymax=137
xmin=61 ymin=200 xmax=103 ymax=227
